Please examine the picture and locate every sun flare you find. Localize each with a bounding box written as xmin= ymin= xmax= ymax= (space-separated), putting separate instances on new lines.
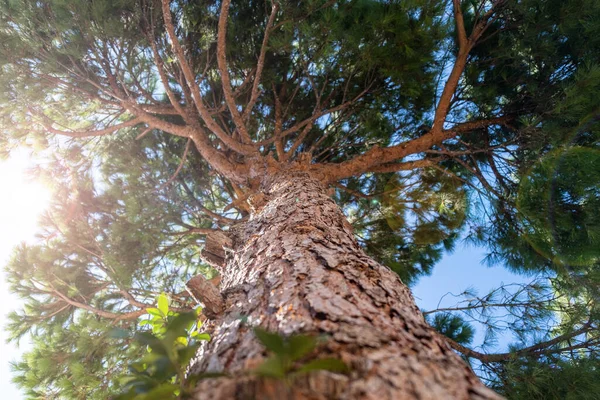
xmin=0 ymin=149 xmax=51 ymax=253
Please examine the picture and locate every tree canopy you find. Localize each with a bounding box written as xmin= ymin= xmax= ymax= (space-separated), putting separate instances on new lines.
xmin=0 ymin=0 xmax=599 ymax=398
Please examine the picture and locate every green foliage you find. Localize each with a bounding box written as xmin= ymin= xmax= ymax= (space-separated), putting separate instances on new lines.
xmin=116 ymin=324 xmax=348 ymax=399
xmin=253 ymin=328 xmax=349 ymax=381
xmin=517 ymin=147 xmax=600 ymax=267
xmin=10 ymin=313 xmax=141 ymax=399
xmin=495 ymin=357 xmax=600 ymax=400
xmin=4 ymin=132 xmax=222 ymax=398
xmin=463 ymin=0 xmax=600 ymax=277
xmin=426 ymin=313 xmax=475 ymax=346
xmin=116 ymin=295 xmax=210 ymax=400
xmin=114 ymin=325 xmax=348 ymax=399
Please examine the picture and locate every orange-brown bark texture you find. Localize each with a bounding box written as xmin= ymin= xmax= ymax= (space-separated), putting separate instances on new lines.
xmin=190 ymin=171 xmax=501 ymax=400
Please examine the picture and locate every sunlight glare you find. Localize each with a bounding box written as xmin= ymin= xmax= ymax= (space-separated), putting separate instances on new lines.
xmin=0 ymin=150 xmax=51 ymax=397
xmin=0 ymin=148 xmax=51 ymax=258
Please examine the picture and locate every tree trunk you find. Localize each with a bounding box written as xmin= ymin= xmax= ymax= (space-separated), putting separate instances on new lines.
xmin=190 ymin=170 xmax=501 ymax=400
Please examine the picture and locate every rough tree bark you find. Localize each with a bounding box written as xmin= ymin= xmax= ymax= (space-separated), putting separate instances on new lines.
xmin=189 ymin=169 xmax=501 ymax=400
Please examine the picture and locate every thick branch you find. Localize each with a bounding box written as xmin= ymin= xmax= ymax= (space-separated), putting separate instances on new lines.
xmin=367 ymin=159 xmax=438 ymax=174
xmin=319 ymin=2 xmax=508 ymax=181
xmin=217 ymin=0 xmax=252 ymax=143
xmin=453 ymin=0 xmax=468 ymax=53
xmin=432 ymin=1 xmax=504 ymax=133
xmin=161 ymin=0 xmax=256 ymax=156
xmin=126 ymin=105 xmax=190 ymax=137
xmin=124 ymin=104 xmax=247 ymax=182
xmin=319 ymin=116 xmax=510 ymax=182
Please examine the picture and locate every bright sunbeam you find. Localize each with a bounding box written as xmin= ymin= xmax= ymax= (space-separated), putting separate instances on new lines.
xmin=0 ymin=149 xmax=51 ymax=251
xmin=0 ymin=148 xmax=51 ymax=398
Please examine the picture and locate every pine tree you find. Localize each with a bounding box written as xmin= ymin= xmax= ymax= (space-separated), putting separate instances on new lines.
xmin=1 ymin=0 xmax=599 ymax=398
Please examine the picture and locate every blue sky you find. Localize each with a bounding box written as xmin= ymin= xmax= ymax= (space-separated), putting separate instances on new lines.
xmin=412 ymin=243 xmax=532 ymax=352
